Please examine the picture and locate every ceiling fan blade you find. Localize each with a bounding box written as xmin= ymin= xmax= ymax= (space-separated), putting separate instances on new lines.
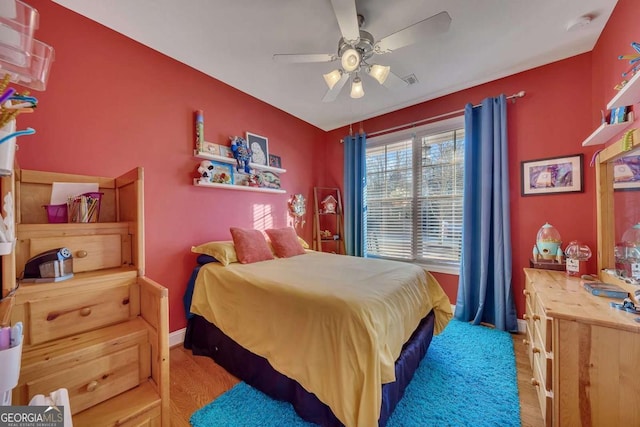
xmin=375 ymin=11 xmax=451 ymax=53
xmin=330 ymin=0 xmax=360 ymax=42
xmin=382 ymin=70 xmax=409 ymax=90
xmin=273 ymin=53 xmax=337 ymax=63
xmin=322 ymin=73 xmax=349 ymax=102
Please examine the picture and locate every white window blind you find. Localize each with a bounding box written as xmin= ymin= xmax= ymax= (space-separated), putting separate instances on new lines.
xmin=365 ymin=119 xmax=465 ymax=271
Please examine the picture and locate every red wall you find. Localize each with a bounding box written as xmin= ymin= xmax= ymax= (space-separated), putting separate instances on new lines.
xmin=592 ymin=0 xmax=640 ymax=127
xmin=15 ymin=1 xmax=326 ymax=331
xmin=321 ymin=0 xmax=640 ymax=317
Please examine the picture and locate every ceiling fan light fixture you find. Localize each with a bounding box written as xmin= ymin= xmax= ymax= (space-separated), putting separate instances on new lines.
xmin=350 ymin=76 xmax=364 ymax=98
xmin=368 ymin=64 xmax=390 ymax=84
xmin=341 ymin=48 xmax=361 ymax=72
xmin=323 ymin=69 xmax=343 ymax=89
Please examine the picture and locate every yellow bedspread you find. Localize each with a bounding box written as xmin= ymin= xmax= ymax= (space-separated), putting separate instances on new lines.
xmin=190 ymin=251 xmax=452 ymax=427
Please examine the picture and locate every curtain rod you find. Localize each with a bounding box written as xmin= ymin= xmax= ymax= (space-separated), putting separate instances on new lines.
xmin=364 ymin=90 xmax=526 ymax=139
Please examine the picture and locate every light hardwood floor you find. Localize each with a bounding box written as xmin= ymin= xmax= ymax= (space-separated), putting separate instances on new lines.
xmin=170 ymin=333 xmax=544 ymax=426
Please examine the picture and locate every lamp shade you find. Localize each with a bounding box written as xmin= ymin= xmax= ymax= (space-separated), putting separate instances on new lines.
xmin=368 ymin=64 xmax=390 ymax=84
xmin=341 ymin=48 xmax=360 ymax=72
xmin=323 ymin=69 xmax=342 ymax=89
xmin=350 ymin=76 xmax=364 ymax=98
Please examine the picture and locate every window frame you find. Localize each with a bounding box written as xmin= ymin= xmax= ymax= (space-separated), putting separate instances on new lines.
xmin=366 ymin=115 xmax=465 ymax=275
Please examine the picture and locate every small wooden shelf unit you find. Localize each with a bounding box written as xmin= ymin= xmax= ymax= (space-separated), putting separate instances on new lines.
xmin=1 ymin=168 xmax=169 ymax=426
xmin=313 ymin=187 xmax=345 ymax=254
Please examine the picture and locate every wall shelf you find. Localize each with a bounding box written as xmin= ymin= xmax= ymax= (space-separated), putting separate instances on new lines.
xmin=193 ymin=179 xmax=286 ymax=194
xmin=582 ymin=112 xmax=635 ymax=147
xmin=607 ymin=71 xmax=640 ymax=110
xmin=194 ymin=150 xmax=287 ymax=174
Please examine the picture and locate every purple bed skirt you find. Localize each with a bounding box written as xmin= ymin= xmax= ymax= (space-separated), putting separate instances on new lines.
xmin=184 ymin=309 xmax=436 ymax=426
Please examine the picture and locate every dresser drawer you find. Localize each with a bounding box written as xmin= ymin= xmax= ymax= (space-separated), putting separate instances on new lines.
xmin=29 ymin=234 xmax=122 ymax=273
xmin=532 ymin=341 xmax=553 ymax=392
xmin=532 ymin=356 xmax=553 ymax=427
xmin=533 ymin=294 xmax=553 ymax=353
xmin=27 ymin=283 xmax=131 ymax=344
xmin=26 ymin=345 xmax=140 ymax=415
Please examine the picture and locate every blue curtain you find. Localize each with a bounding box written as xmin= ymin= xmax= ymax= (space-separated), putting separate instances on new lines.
xmin=343 ymin=133 xmax=367 ymax=257
xmin=455 ymin=95 xmax=518 ymax=332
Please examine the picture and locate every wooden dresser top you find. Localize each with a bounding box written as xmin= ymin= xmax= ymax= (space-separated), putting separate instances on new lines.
xmin=524 ymin=268 xmax=640 ymax=333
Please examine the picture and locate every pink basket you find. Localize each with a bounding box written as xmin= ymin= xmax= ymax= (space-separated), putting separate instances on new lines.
xmin=43 ymin=203 xmax=68 ymax=223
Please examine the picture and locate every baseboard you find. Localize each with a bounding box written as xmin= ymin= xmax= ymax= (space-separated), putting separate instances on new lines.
xmin=169 ymin=327 xmax=186 ymax=348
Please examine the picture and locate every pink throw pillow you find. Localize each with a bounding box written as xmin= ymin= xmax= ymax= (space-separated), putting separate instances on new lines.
xmin=265 ymin=227 xmax=306 ymax=258
xmin=230 ymin=227 xmax=275 ymax=264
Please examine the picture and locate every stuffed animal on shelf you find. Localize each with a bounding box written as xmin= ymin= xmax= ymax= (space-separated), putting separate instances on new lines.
xmin=230 ymin=136 xmax=252 ymax=173
xmin=197 ymin=160 xmax=214 ymax=184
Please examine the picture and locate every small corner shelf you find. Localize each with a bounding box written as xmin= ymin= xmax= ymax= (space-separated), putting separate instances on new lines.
xmin=193 ymin=179 xmax=286 ymax=194
xmin=194 ymin=150 xmax=287 ymax=174
xmin=582 ymin=112 xmax=635 ymax=147
xmin=607 ymin=71 xmax=640 ymax=110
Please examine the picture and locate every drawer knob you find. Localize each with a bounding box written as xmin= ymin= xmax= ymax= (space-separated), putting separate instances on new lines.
xmin=86 ymin=380 xmax=99 ymax=392
xmin=523 ymin=289 xmax=530 ymax=296
xmin=76 ymin=250 xmax=88 ymax=258
xmin=532 ymin=314 xmax=541 ymax=321
xmin=531 ymin=378 xmax=540 ymax=387
xmin=523 ymin=314 xmax=529 ymax=320
xmin=532 ymin=347 xmax=541 ymax=354
xmin=522 ymin=339 xmax=529 ymax=346
xmin=79 ymin=307 xmax=92 ymax=317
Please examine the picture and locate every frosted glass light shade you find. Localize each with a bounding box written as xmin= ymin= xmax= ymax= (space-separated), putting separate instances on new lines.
xmin=350 ymin=76 xmax=364 ymax=98
xmin=368 ymin=64 xmax=390 ymax=84
xmin=323 ymin=69 xmax=342 ymax=89
xmin=341 ymin=48 xmax=360 ymax=72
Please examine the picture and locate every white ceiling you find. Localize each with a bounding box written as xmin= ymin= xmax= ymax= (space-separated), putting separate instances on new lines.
xmin=52 ymin=0 xmax=618 ymax=131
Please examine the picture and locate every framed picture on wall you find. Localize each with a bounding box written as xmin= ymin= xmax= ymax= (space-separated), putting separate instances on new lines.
xmin=246 ymin=132 xmax=269 ymax=166
xmin=613 ymin=154 xmax=640 ymax=190
xmin=521 ymin=154 xmax=583 ymax=196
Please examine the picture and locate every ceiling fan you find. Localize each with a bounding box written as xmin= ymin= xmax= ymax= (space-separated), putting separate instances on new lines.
xmin=273 ymin=0 xmax=451 ymax=102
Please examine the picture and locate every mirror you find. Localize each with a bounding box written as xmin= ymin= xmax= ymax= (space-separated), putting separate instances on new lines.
xmin=596 ymin=129 xmax=640 ymax=293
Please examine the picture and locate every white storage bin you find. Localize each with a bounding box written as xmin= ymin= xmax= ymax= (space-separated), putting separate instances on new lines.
xmin=0 ymin=119 xmax=16 ymax=176
xmin=0 ymin=341 xmax=22 ymax=406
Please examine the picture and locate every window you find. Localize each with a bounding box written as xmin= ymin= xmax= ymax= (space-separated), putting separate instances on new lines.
xmin=365 ymin=116 xmax=464 ymax=274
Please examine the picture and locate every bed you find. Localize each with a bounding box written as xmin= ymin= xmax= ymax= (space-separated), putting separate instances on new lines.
xmin=183 ymin=250 xmax=452 ymax=427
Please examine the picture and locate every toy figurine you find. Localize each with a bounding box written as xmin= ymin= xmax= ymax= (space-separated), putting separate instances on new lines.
xmin=618 ymin=41 xmax=640 ymax=78
xmin=230 ymin=136 xmax=252 ymax=173
xmin=197 ymin=160 xmax=214 ymax=184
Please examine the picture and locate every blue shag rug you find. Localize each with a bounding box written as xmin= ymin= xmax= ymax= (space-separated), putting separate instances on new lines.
xmin=190 ymin=319 xmax=521 ymax=427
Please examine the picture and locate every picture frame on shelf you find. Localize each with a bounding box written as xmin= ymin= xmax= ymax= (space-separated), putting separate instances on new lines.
xmin=208 ymin=161 xmax=234 ymax=185
xmin=521 ymin=154 xmax=583 ymax=196
xmin=258 ymin=170 xmax=281 ymax=189
xmin=246 ymin=132 xmax=269 ymax=166
xmin=200 ymin=141 xmax=220 ymax=155
xmin=269 ymin=154 xmax=282 ymax=169
xmin=233 ymin=171 xmax=250 ymax=186
xmin=613 ymin=154 xmax=640 ymax=190
xmin=218 ymin=145 xmax=234 ymax=159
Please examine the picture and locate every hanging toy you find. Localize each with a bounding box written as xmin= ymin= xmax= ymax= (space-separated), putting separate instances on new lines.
xmin=230 ymin=136 xmax=252 ymax=173
xmin=618 ymin=41 xmax=640 ymax=80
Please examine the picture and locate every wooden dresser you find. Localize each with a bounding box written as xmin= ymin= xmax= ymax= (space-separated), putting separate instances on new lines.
xmin=523 ymin=268 xmax=640 ymax=427
xmin=1 ymin=168 xmax=169 ymax=426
